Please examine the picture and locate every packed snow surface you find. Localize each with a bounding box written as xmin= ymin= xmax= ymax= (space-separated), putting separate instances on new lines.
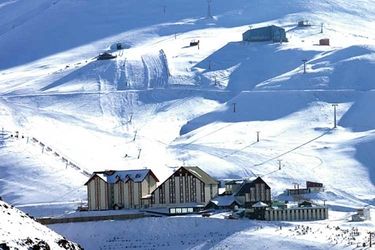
xmin=0 ymin=0 xmax=375 ymax=248
xmin=50 ymin=213 xmax=375 ymax=250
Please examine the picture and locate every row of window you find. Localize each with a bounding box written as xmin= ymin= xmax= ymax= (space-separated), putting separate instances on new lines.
xmin=169 ymin=207 xmax=194 ymax=214
xmin=268 ymin=208 xmax=327 ymax=220
xmin=245 ymin=185 xmax=271 ymax=202
xmin=156 ymin=175 xmax=205 ymax=204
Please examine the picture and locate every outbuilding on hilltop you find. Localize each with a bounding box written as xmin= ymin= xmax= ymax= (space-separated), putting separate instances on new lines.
xmin=242 ymin=25 xmax=288 ymax=43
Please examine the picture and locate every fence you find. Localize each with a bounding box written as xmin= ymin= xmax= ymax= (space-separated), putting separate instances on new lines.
xmin=36 ymin=213 xmax=147 ymax=225
xmin=8 ymin=129 xmax=91 ymax=177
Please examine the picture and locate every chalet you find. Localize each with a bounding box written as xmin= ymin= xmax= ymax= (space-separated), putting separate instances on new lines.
xmin=85 ymin=169 xmax=159 ymax=210
xmin=151 ymin=166 xmax=219 ymax=214
xmin=242 ymin=25 xmax=288 ymax=43
xmin=235 ymin=177 xmax=272 ymax=208
xmin=209 ymin=177 xmax=271 ymax=212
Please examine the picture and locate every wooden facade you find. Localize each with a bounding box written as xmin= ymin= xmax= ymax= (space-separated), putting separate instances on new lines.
xmin=151 ymin=166 xmax=219 ymax=208
xmin=87 ymin=175 xmax=110 ymax=210
xmin=85 ymin=169 xmax=158 ymax=211
xmin=235 ymin=177 xmax=271 ymax=208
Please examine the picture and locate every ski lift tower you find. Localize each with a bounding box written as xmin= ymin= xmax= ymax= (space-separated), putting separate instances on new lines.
xmin=207 ymin=0 xmax=213 ymax=18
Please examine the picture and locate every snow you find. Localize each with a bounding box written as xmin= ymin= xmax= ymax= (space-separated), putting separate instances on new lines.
xmin=94 ymin=169 xmax=153 ymax=183
xmin=0 ymin=200 xmax=81 ymax=250
xmin=1 ymin=0 xmax=375 ymax=248
xmin=210 ymin=195 xmax=237 ymax=207
xmin=50 ymin=214 xmax=375 ymax=250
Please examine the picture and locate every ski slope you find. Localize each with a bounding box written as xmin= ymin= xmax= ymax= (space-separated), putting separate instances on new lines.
xmin=0 ymin=0 xmax=375 ymax=248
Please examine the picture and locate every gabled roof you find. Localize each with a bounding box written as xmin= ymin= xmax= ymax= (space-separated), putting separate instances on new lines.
xmin=224 ymin=180 xmax=244 ymax=185
xmin=210 ymin=195 xmax=240 ymax=207
xmin=183 ymin=166 xmax=218 ymax=185
xmin=151 ymin=166 xmax=218 ymax=193
xmin=84 ymin=169 xmax=159 ymax=185
xmin=235 ymin=177 xmax=271 ymax=196
xmin=252 ymin=201 xmax=269 ymax=208
xmin=243 ymin=25 xmax=284 ymax=35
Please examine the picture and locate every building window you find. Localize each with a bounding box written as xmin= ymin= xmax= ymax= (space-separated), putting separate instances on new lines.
xmin=260 ymin=183 xmax=265 ymax=201
xmin=250 ymin=187 xmax=255 ymax=201
xmin=191 ymin=177 xmax=196 ymax=202
xmin=255 ymin=183 xmax=260 ymax=201
xmin=129 ymin=183 xmax=133 ymax=207
xmin=201 ymin=182 xmax=205 ymax=202
xmin=169 ymin=178 xmax=176 ymax=203
xmin=159 ymin=185 xmax=165 ymax=204
xmin=266 ymin=189 xmax=270 ymax=202
xmin=185 ymin=175 xmax=190 ymax=203
xmin=180 ymin=175 xmax=184 ymax=203
xmin=110 ymin=184 xmax=115 ymax=206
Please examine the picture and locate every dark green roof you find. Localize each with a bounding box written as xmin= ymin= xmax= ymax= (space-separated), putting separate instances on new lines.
xmin=184 ymin=166 xmax=218 ymax=185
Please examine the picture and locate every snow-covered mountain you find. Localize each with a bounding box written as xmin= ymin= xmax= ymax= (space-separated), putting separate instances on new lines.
xmin=0 ymin=199 xmax=81 ymax=249
xmin=0 ymin=0 xmax=374 ymax=231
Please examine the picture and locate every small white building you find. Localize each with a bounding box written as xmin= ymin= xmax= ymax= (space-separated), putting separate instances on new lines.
xmin=351 ymin=207 xmax=371 ymax=222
